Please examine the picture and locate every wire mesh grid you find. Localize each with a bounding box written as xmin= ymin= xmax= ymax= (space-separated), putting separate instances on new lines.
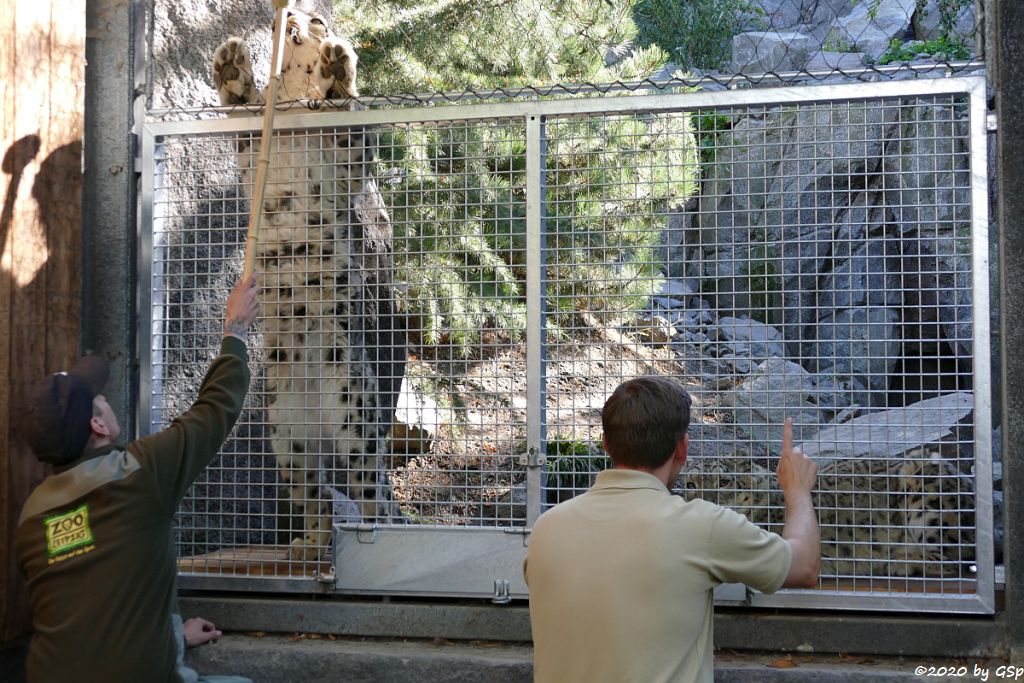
xmin=540 ymin=93 xmax=982 ymax=599
xmin=141 ymin=77 xmax=990 ymax=610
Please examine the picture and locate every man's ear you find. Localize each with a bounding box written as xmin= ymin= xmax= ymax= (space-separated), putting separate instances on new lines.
xmin=674 ymin=433 xmax=689 ymax=467
xmin=90 ymin=414 xmax=109 ymax=438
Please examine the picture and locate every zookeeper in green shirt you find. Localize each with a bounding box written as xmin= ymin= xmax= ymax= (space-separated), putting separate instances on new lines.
xmin=14 ymin=275 xmax=259 ymax=683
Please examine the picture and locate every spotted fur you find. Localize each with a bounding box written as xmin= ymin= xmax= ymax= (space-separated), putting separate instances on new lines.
xmin=213 ymin=8 xmax=405 ymax=561
xmin=682 ymin=450 xmax=975 ymax=579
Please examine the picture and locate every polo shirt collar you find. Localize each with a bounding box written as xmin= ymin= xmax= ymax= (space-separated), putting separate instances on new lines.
xmin=593 ymin=468 xmax=669 ymax=493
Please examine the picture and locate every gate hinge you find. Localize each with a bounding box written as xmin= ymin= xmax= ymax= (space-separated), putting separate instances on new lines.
xmin=313 ymin=565 xmax=337 ymax=584
xmin=492 ymin=579 xmax=512 ymax=605
xmin=987 ymin=113 xmax=997 ymax=132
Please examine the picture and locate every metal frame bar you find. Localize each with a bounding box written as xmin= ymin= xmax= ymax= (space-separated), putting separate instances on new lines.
xmin=139 ymin=76 xmax=994 ymax=613
xmin=143 ymin=78 xmax=987 ymax=137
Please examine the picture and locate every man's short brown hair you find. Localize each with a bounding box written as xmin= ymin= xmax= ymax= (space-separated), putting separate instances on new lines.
xmin=601 ymin=376 xmax=692 ymax=469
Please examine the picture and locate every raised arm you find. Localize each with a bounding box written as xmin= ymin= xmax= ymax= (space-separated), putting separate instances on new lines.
xmin=134 ymin=275 xmax=261 ymax=511
xmin=778 ymin=417 xmax=820 ymax=588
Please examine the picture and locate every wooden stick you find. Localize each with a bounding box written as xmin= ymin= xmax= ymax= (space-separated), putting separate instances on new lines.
xmin=242 ymin=1 xmax=292 ymax=279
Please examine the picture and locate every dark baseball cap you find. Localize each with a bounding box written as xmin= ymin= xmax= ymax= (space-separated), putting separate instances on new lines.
xmin=19 ymin=355 xmax=110 ymax=465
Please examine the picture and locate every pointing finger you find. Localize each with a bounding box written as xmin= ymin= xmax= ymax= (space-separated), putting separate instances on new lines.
xmin=782 ymin=417 xmax=793 ymax=455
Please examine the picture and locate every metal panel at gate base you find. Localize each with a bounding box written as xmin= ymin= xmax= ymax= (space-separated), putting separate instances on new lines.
xmin=140 ymin=76 xmax=992 ymax=613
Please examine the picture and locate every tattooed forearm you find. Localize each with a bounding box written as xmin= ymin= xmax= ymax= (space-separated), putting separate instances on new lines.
xmin=225 ymin=315 xmax=249 ymax=340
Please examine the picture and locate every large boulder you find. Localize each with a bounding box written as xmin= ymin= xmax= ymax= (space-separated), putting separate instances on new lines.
xmin=832 ymin=0 xmax=917 ymax=60
xmin=732 ymin=31 xmax=813 ymax=73
xmin=798 ymin=391 xmax=974 ymax=460
xmin=818 ymin=224 xmax=903 ymax=311
xmin=721 ymin=358 xmax=853 ymax=446
xmin=804 ymin=306 xmax=902 ymax=408
xmin=698 ymin=101 xmax=897 ymax=330
xmin=913 ymin=0 xmax=977 ymax=49
xmin=717 ymin=316 xmax=786 ymax=359
xmin=749 ymin=0 xmax=807 ymax=30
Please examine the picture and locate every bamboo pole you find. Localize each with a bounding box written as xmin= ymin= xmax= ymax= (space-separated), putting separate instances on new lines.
xmin=242 ymin=0 xmax=293 ymax=279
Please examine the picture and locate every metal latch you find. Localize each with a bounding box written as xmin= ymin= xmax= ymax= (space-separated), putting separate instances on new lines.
xmin=492 ymin=579 xmax=512 ymax=605
xmin=519 ymin=446 xmax=545 ymax=468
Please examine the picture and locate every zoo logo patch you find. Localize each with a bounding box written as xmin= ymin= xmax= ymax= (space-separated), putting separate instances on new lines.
xmin=44 ymin=504 xmax=95 ymax=563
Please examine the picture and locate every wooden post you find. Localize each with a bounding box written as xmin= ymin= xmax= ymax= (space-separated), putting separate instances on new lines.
xmin=242 ymin=0 xmax=292 ymax=279
xmin=1 ymin=0 xmax=85 ymax=645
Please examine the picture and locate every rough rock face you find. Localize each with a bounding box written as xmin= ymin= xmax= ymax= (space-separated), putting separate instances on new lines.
xmin=670 ymin=97 xmax=972 ymax=406
xmin=149 ymin=0 xmax=333 ymax=109
xmin=733 ymin=0 xmax=976 ymax=74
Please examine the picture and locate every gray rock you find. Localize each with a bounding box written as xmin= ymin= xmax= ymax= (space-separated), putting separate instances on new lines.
xmin=881 ymin=104 xmax=970 ymax=234
xmin=717 ymin=316 xmax=787 ymax=359
xmin=913 ymin=0 xmax=977 ymax=49
xmin=818 ymin=235 xmax=903 ymax=311
xmin=804 ymin=306 xmax=902 ymax=403
xmin=604 ymin=41 xmax=635 ymax=67
xmin=805 ymin=0 xmax=855 ymax=29
xmin=750 ymin=0 xmax=806 ymax=30
xmin=732 ymin=31 xmax=813 ymax=73
xmin=150 ymin=0 xmax=332 ymax=109
xmin=652 ymin=296 xmax=687 ymax=311
xmin=899 ymin=233 xmax=973 ymax=359
xmin=797 ymin=391 xmax=974 ymax=460
xmin=700 ymin=101 xmax=899 ymax=328
xmin=721 ymin=358 xmax=847 ymax=446
xmin=832 ymin=0 xmax=917 ymax=60
xmin=658 ymin=278 xmax=698 ymax=300
xmin=664 ymin=200 xmax=703 ymax=280
xmin=804 ymin=49 xmax=867 ymax=71
xmin=719 ymin=355 xmax=757 ymax=374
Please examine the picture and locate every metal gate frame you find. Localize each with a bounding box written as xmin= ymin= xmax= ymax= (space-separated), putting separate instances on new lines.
xmin=139 ymin=75 xmax=993 ymax=614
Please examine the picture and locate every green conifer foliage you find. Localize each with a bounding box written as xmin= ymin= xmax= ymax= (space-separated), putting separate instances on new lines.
xmin=335 ymin=0 xmax=698 ymax=354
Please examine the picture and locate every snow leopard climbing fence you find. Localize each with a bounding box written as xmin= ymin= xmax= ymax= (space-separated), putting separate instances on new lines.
xmin=139 ymin=75 xmax=994 ymax=613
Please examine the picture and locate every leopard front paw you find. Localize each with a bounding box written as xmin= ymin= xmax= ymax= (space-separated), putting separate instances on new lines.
xmin=317 ymin=37 xmax=359 ymax=100
xmin=213 ymin=37 xmax=262 ymax=106
xmin=287 ymin=536 xmax=327 ymax=562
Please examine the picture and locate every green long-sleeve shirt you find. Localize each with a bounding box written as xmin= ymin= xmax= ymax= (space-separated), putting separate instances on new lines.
xmin=15 ymin=336 xmax=250 ymax=683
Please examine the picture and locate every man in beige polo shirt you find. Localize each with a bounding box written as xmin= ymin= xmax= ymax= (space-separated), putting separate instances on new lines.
xmin=524 ymin=376 xmax=820 ymax=683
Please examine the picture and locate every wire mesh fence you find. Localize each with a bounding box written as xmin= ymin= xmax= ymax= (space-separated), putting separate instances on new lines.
xmin=141 ymin=75 xmax=992 ymax=611
xmin=149 ymin=0 xmax=986 ymax=122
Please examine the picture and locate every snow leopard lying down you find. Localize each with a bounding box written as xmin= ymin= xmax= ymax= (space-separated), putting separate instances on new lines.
xmin=682 ymin=449 xmax=975 ymax=579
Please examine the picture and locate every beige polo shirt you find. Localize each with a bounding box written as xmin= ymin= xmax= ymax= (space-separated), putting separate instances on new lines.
xmin=524 ymin=468 xmax=791 ymax=683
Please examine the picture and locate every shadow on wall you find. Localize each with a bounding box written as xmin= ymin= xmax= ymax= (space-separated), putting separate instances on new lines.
xmin=1 ymin=134 xmax=84 ymax=683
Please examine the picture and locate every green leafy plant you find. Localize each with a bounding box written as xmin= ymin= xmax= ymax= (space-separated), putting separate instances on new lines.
xmin=822 ymin=31 xmax=856 ymax=54
xmin=544 ymin=438 xmax=610 ymax=504
xmin=632 ymin=0 xmax=759 ymax=71
xmin=876 ymin=35 xmax=970 ymax=65
xmin=692 ymin=111 xmax=733 ymax=166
